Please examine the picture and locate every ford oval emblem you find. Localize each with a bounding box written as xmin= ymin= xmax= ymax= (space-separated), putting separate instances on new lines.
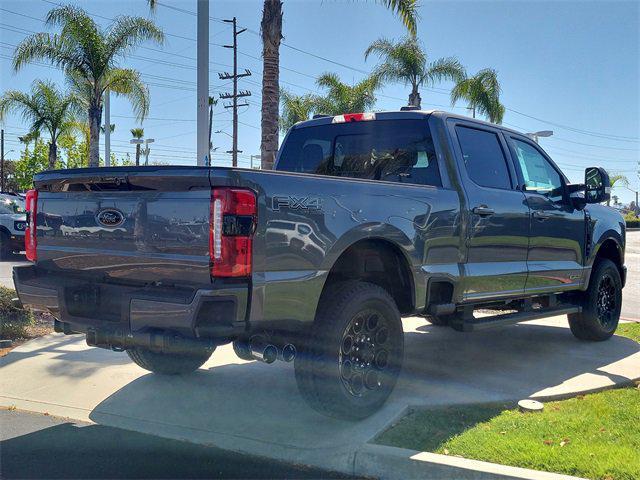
xmin=96 ymin=208 xmax=125 ymax=228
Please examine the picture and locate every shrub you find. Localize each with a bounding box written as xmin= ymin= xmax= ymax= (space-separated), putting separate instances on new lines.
xmin=623 ymin=212 xmax=639 ymax=228
xmin=0 ymin=287 xmax=34 ymax=339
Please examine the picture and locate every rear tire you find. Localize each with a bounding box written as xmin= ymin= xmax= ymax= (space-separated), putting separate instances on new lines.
xmin=294 ymin=281 xmax=404 ymax=420
xmin=127 ymin=346 xmax=214 ymax=375
xmin=568 ymin=259 xmax=622 ymax=341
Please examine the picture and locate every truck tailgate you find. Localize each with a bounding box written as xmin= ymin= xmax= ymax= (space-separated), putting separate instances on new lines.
xmin=34 ymin=167 xmax=213 ymax=286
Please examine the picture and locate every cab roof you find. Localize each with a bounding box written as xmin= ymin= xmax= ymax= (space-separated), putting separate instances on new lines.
xmin=291 ymin=109 xmax=523 ymax=137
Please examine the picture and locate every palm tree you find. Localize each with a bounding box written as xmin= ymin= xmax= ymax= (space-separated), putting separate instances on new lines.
xmin=280 ymin=91 xmax=317 ymax=132
xmin=260 ymin=0 xmax=420 ymax=170
xmin=314 ymin=73 xmax=381 ymax=115
xmin=101 ymin=124 xmax=116 ymax=134
xmin=450 ymin=68 xmax=505 ymax=124
xmin=0 ymin=80 xmax=80 ymax=169
xmin=131 ymin=128 xmax=144 ymax=166
xmin=608 ymin=173 xmax=629 ymax=206
xmin=365 ymin=37 xmax=464 ymax=109
xmin=260 ymin=0 xmax=283 ymax=171
xmin=13 ymin=4 xmax=164 ymax=167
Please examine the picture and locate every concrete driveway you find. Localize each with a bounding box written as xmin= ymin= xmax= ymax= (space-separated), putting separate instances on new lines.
xmin=1 ymin=316 xmax=639 ymax=472
xmin=622 ymin=230 xmax=640 ymax=321
xmin=0 ymin=254 xmax=29 ymax=289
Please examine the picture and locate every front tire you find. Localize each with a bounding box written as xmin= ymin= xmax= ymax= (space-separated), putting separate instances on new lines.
xmin=294 ymin=281 xmax=404 ymax=420
xmin=127 ymin=346 xmax=214 ymax=375
xmin=568 ymin=259 xmax=622 ymax=341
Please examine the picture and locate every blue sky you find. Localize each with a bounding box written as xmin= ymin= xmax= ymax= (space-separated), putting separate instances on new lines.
xmin=1 ymin=0 xmax=638 ymax=203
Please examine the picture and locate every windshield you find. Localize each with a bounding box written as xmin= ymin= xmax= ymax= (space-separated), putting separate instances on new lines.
xmin=277 ymin=119 xmax=442 ymax=187
xmin=0 ymin=196 xmax=25 ymax=214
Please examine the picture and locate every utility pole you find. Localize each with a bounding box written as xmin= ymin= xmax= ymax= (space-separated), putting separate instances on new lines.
xmin=104 ymin=89 xmax=110 ymax=166
xmin=1 ymin=129 xmax=4 ymax=192
xmin=219 ymin=17 xmax=251 ymax=167
xmin=196 ymin=0 xmax=209 ymax=167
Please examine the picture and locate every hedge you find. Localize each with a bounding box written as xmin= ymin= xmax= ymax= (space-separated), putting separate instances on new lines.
xmin=0 ymin=287 xmax=34 ymax=339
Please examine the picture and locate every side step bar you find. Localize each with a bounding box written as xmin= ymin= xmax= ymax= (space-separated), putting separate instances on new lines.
xmin=452 ymin=305 xmax=581 ymax=332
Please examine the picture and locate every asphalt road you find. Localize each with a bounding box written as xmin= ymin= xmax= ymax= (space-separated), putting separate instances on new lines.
xmin=0 ymin=409 xmax=352 ymax=480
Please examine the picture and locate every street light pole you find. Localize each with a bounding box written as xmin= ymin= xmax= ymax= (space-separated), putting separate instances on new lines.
xmin=196 ymin=0 xmax=209 ymax=167
xmin=104 ymin=89 xmax=110 ymax=166
xmin=144 ymin=138 xmax=154 ymax=165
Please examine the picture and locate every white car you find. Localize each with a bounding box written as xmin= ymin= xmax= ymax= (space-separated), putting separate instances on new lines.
xmin=0 ymin=193 xmax=27 ymax=259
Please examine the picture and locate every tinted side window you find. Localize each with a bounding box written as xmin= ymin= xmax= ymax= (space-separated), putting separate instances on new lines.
xmin=511 ymin=139 xmax=564 ymax=202
xmin=277 ymin=120 xmax=442 ymax=187
xmin=455 ymin=126 xmax=511 ymax=189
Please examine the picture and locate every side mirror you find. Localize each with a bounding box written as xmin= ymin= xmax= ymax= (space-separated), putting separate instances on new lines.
xmin=584 ymin=167 xmax=610 ymax=204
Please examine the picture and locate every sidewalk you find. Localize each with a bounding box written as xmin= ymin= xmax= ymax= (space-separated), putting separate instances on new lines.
xmin=1 ymin=316 xmax=638 ymax=479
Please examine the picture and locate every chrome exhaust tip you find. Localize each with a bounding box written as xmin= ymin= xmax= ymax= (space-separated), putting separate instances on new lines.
xmin=279 ymin=343 xmax=296 ymax=362
xmin=249 ymin=337 xmax=278 ymax=364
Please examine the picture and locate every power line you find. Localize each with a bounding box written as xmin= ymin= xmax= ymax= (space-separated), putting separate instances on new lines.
xmin=4 ymin=2 xmax=638 ymax=158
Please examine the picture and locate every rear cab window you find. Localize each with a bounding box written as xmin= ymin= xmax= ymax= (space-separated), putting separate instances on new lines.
xmin=276 ymin=119 xmax=442 ymax=187
xmin=454 ymin=126 xmax=512 ymax=190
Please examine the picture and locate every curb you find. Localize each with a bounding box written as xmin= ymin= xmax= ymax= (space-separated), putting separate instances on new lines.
xmin=351 ymin=443 xmax=584 ymax=480
xmin=0 ymin=397 xmax=585 ymax=480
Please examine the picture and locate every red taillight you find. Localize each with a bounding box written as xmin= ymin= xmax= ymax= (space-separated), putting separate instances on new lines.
xmin=209 ymin=188 xmax=256 ymax=277
xmin=25 ymin=189 xmax=38 ymax=262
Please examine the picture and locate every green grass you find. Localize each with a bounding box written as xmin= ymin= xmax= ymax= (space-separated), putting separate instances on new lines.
xmin=617 ymin=322 xmax=640 ymax=343
xmin=376 ymin=389 xmax=640 ymax=480
xmin=375 ymin=323 xmax=640 ymax=480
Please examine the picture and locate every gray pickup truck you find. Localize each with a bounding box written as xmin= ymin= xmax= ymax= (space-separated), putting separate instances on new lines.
xmin=14 ymin=110 xmax=626 ymax=419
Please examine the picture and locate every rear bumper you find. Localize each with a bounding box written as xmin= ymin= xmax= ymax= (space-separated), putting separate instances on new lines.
xmin=13 ymin=265 xmax=248 ymax=341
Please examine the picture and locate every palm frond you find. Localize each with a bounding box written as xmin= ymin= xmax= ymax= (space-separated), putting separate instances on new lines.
xmin=451 ymin=68 xmax=504 ymax=124
xmin=280 ymin=90 xmax=317 ymax=132
xmin=315 ymin=72 xmax=380 ymax=115
xmin=422 ymin=56 xmax=465 ymax=86
xmin=364 ymin=38 xmax=396 ymax=60
xmin=376 ymin=0 xmax=419 ymax=36
xmin=105 ymin=16 xmax=164 ymax=62
xmin=45 ymin=5 xmax=103 ymax=75
xmin=13 ymin=33 xmax=87 ymax=75
xmin=104 ymin=68 xmax=149 ymax=121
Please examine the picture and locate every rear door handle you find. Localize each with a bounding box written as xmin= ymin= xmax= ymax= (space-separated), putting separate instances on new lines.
xmin=472 ymin=206 xmax=495 ymax=217
xmin=533 ymin=211 xmax=551 ymax=220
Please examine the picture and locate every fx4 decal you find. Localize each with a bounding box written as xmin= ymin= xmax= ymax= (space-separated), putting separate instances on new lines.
xmin=272 ymin=195 xmax=323 ymax=212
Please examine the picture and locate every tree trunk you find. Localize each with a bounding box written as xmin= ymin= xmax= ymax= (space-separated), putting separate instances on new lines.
xmin=135 ymin=144 xmax=141 ymax=166
xmin=47 ymin=141 xmax=57 ymax=170
xmin=260 ymin=0 xmax=283 ymax=170
xmin=88 ymin=102 xmax=102 ymax=167
xmin=408 ymin=87 xmax=421 ymax=109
